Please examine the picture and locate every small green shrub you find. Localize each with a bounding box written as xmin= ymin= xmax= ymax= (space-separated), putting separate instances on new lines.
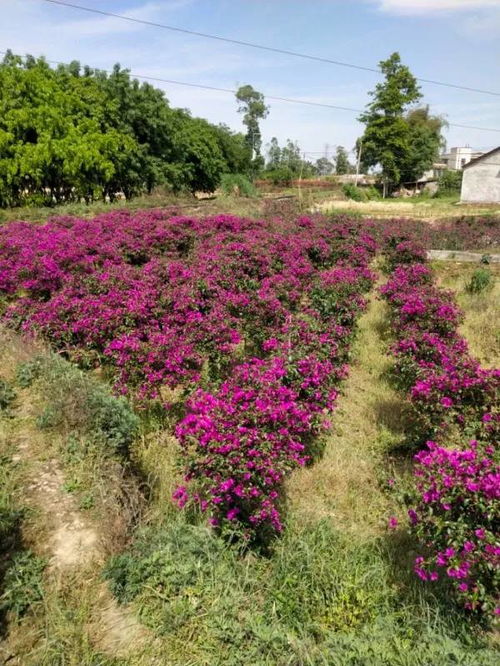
xmin=30 ymin=355 xmax=139 ymax=456
xmin=16 ymin=357 xmax=44 ymax=388
xmin=341 ymin=184 xmax=379 ymax=202
xmin=435 ymin=170 xmax=463 ymax=197
xmin=263 ymin=166 xmax=294 ymax=186
xmin=0 ymin=378 xmax=16 ymax=411
xmin=465 ymin=267 xmax=493 ymax=294
xmin=0 ymin=551 xmax=46 ymax=619
xmin=220 ymin=174 xmax=257 ymax=197
xmin=342 ymin=183 xmax=365 ymax=201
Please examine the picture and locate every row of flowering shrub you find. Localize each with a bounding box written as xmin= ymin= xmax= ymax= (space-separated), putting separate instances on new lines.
xmin=0 ymin=210 xmax=377 ymax=537
xmin=381 ymin=240 xmax=499 ymax=618
xmin=176 ymin=257 xmax=376 ymax=537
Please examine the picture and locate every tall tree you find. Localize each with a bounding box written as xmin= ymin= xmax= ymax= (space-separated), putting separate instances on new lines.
xmin=399 ymin=105 xmax=447 ymax=183
xmin=266 ymin=137 xmax=281 ymax=169
xmin=314 ymin=157 xmax=334 ymax=176
xmin=335 ymin=146 xmax=353 ymax=175
xmin=358 ymin=52 xmax=430 ymax=192
xmin=235 ymin=84 xmax=269 ymax=168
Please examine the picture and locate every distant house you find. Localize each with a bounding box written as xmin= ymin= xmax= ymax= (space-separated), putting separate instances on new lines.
xmin=440 ymin=146 xmax=484 ymax=171
xmin=460 ymin=146 xmax=500 ymax=204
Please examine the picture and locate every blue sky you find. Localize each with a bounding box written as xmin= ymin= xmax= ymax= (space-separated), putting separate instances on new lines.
xmin=1 ymin=0 xmax=499 ymax=161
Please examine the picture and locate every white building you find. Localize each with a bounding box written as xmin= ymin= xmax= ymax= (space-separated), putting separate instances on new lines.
xmin=440 ymin=146 xmax=483 ymax=170
xmin=460 ymin=146 xmax=500 ymax=204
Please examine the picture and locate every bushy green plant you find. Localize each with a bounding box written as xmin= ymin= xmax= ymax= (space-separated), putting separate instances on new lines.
xmin=0 ymin=551 xmax=46 ymax=619
xmin=435 ymin=170 xmax=463 ymax=197
xmin=465 ymin=267 xmax=493 ymax=294
xmin=264 ymin=166 xmax=294 ymax=186
xmin=28 ymin=355 xmax=138 ymax=456
xmin=342 ymin=183 xmax=366 ymax=201
xmin=220 ymin=173 xmax=257 ymax=197
xmin=0 ymin=378 xmax=16 ymax=410
xmin=16 ymin=357 xmax=44 ymax=387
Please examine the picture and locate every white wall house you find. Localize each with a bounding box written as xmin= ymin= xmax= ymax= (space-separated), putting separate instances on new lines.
xmin=440 ymin=146 xmax=483 ymax=170
xmin=460 ymin=147 xmax=500 ymax=204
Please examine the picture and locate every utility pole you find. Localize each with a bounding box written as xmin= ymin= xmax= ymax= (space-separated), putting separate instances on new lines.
xmin=355 ymin=141 xmax=362 ymax=186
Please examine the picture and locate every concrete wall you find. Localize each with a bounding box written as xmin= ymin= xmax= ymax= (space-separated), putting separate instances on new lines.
xmin=461 ymin=150 xmax=500 ymax=203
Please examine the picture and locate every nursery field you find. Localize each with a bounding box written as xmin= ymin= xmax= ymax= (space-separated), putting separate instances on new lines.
xmin=0 ymin=210 xmax=499 ymax=665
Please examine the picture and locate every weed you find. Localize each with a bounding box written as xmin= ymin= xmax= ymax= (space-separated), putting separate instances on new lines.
xmin=0 ymin=551 xmax=46 ymax=620
xmin=0 ymin=378 xmax=16 ymax=410
xmin=465 ymin=267 xmax=494 ymax=294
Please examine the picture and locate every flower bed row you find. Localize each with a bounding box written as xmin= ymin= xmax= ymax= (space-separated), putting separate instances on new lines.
xmin=381 ymin=240 xmax=499 ymax=617
xmin=176 ymin=257 xmax=376 ymax=537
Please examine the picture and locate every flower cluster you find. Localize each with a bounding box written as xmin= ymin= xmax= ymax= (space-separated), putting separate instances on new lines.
xmin=0 ymin=211 xmax=377 ymax=537
xmin=381 ymin=237 xmax=499 ymax=617
xmin=176 ymin=230 xmax=377 ymax=537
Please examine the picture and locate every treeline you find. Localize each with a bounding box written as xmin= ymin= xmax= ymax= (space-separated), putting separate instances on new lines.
xmin=262 ymin=139 xmax=354 ymax=185
xmin=0 ymin=51 xmax=252 ymax=207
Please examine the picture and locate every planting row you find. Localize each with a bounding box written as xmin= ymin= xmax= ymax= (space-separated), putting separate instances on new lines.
xmin=381 ymin=240 xmax=499 ymax=617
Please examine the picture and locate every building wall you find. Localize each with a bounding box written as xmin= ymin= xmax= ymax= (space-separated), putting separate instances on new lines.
xmin=441 ymin=147 xmax=483 ymax=170
xmin=461 ymin=151 xmax=500 ymax=203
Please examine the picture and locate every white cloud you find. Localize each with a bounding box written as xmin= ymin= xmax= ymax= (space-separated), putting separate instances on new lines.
xmin=377 ymin=0 xmax=500 ymax=14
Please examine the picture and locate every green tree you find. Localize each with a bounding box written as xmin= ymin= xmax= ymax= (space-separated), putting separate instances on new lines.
xmin=358 ymin=52 xmax=432 ymax=192
xmin=314 ymin=157 xmax=334 ymax=176
xmin=335 ymin=146 xmax=353 ymax=175
xmin=399 ymin=106 xmax=447 ymax=183
xmin=266 ymin=137 xmax=281 ymax=169
xmin=235 ymin=84 xmax=269 ymax=170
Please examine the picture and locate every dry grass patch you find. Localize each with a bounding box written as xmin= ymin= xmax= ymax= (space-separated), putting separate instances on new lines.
xmin=287 ymin=292 xmax=404 ymax=535
xmin=433 ymin=261 xmax=500 ymax=367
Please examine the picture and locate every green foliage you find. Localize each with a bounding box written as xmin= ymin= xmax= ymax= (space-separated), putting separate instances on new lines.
xmin=0 ymin=551 xmax=46 ymax=619
xmin=465 ymin=267 xmax=493 ymax=294
xmin=219 ymin=173 xmax=257 ymax=197
xmin=0 ymin=378 xmax=16 ymax=411
xmin=16 ymin=357 xmax=44 ymax=388
xmin=436 ymin=169 xmax=463 ymax=196
xmin=27 ymin=355 xmax=138 ymax=456
xmin=103 ymin=519 xmax=496 ymax=664
xmin=342 ymin=184 xmax=380 ymax=202
xmin=358 ymin=53 xmax=445 ymax=189
xmin=0 ymin=51 xmax=252 ymax=207
xmin=236 ymin=84 xmax=269 ymax=171
xmin=263 ymin=166 xmax=294 ymax=186
xmin=335 ymin=146 xmax=354 ymax=175
xmin=314 ymin=157 xmax=334 ymax=176
xmin=264 ymin=137 xmax=314 ymax=179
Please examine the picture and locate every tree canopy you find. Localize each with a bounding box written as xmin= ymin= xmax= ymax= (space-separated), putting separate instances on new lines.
xmin=358 ymin=52 xmax=445 ymax=190
xmin=0 ymin=51 xmax=252 ymax=207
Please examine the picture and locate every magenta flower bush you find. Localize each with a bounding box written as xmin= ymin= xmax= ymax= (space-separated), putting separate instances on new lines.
xmin=381 ymin=236 xmax=499 ymax=618
xmin=0 ymin=210 xmax=377 ymax=537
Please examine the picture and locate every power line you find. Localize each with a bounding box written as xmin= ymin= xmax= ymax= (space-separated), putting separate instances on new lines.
xmin=41 ymin=0 xmax=500 ymax=98
xmin=2 ymin=49 xmax=500 ymax=135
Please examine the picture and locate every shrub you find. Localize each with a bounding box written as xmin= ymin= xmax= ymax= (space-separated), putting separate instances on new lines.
xmin=342 ymin=183 xmax=365 ymax=201
xmin=381 ymin=237 xmax=500 ymax=619
xmin=0 ymin=378 xmax=16 ymax=410
xmin=263 ymin=166 xmax=294 ymax=186
xmin=220 ymin=173 xmax=257 ymax=197
xmin=465 ymin=267 xmax=493 ymax=295
xmin=31 ymin=355 xmax=139 ymax=457
xmin=435 ymin=170 xmax=463 ymax=197
xmin=409 ymin=438 xmax=499 ymax=617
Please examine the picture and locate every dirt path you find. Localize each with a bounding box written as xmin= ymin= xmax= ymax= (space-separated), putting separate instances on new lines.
xmin=287 ymin=288 xmax=404 ymax=535
xmin=0 ymin=385 xmax=149 ymax=663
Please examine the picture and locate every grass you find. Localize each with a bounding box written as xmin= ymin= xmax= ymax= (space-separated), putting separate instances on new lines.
xmin=432 ymin=261 xmax=500 ymax=367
